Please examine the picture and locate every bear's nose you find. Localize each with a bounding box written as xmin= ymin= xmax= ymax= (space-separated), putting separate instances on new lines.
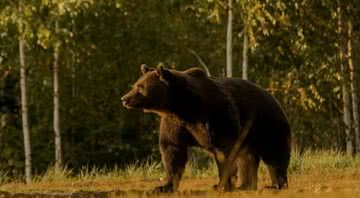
xmin=121 ymin=95 xmax=130 ymax=105
xmin=121 ymin=96 xmax=127 ymax=103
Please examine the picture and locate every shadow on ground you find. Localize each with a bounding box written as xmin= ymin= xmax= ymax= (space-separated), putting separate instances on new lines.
xmin=0 ymin=189 xmax=213 ymax=198
xmin=1 ymin=187 xmax=360 ymax=198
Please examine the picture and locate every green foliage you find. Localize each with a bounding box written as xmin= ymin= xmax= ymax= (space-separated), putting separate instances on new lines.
xmin=288 ymin=149 xmax=360 ymax=174
xmin=0 ymin=169 xmax=10 ymax=183
xmin=35 ymin=166 xmax=73 ymax=183
xmin=113 ymin=160 xmax=164 ymax=180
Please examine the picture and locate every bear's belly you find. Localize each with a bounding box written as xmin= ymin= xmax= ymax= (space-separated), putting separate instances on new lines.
xmin=185 ymin=122 xmax=215 ymax=150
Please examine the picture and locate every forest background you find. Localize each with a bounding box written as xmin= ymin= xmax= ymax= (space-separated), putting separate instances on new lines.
xmin=0 ymin=0 xmax=360 ymax=181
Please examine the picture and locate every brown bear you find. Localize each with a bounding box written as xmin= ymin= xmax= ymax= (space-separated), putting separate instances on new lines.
xmin=121 ymin=64 xmax=291 ymax=192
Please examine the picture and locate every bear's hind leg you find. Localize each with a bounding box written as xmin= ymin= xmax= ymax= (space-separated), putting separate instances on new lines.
xmin=263 ymin=148 xmax=290 ymax=190
xmin=213 ymin=155 xmax=238 ymax=191
xmin=238 ymin=152 xmax=260 ymax=190
xmin=265 ymin=164 xmax=288 ymax=189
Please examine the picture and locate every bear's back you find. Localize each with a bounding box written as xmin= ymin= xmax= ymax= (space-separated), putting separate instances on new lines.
xmin=213 ymin=77 xmax=291 ymax=158
xmin=212 ymin=77 xmax=289 ymax=128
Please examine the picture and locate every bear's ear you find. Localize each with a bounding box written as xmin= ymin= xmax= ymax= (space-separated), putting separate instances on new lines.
xmin=157 ymin=66 xmax=173 ymax=83
xmin=140 ymin=64 xmax=152 ymax=74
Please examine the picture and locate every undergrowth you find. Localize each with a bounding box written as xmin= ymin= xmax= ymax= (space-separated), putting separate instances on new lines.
xmin=2 ymin=149 xmax=360 ymax=184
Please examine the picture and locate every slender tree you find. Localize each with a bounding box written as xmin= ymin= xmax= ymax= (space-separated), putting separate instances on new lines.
xmin=0 ymin=113 xmax=5 ymax=146
xmin=346 ymin=7 xmax=360 ymax=154
xmin=226 ymin=0 xmax=233 ymax=77
xmin=53 ymin=20 xmax=62 ymax=169
xmin=242 ymin=22 xmax=248 ymax=80
xmin=240 ymin=0 xmax=249 ymax=80
xmin=18 ymin=0 xmax=32 ymax=183
xmin=337 ymin=1 xmax=353 ymax=155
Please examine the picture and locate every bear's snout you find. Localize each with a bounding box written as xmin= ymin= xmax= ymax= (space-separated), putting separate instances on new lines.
xmin=121 ymin=95 xmax=131 ymax=108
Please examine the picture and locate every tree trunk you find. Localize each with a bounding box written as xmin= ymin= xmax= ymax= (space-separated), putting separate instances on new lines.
xmin=242 ymin=23 xmax=248 ymax=80
xmin=0 ymin=114 xmax=5 ymax=129
xmin=0 ymin=114 xmax=5 ymax=152
xmin=342 ymin=58 xmax=353 ymax=156
xmin=226 ymin=0 xmax=233 ymax=78
xmin=337 ymin=2 xmax=353 ymax=155
xmin=18 ymin=0 xmax=32 ymax=183
xmin=347 ymin=18 xmax=360 ymax=154
xmin=53 ymin=21 xmax=62 ymax=169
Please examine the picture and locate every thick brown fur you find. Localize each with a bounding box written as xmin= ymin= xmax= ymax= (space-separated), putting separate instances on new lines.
xmin=121 ymin=65 xmax=291 ymax=192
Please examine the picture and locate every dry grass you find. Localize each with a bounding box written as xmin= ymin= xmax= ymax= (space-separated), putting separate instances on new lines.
xmin=1 ymin=150 xmax=360 ymax=197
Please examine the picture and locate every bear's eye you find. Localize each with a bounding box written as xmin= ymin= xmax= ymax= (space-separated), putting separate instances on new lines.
xmin=137 ymin=84 xmax=145 ymax=90
xmin=136 ymin=84 xmax=147 ymax=95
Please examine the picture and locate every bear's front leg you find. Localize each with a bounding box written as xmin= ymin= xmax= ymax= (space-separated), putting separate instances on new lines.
xmin=152 ymin=142 xmax=188 ymax=193
xmin=152 ymin=116 xmax=190 ymax=193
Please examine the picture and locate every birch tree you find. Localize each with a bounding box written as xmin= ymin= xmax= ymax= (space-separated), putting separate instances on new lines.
xmin=241 ymin=8 xmax=248 ymax=80
xmin=226 ymin=0 xmax=233 ymax=77
xmin=337 ymin=1 xmax=353 ymax=156
xmin=18 ymin=0 xmax=32 ymax=183
xmin=53 ymin=20 xmax=62 ymax=169
xmin=346 ymin=6 xmax=360 ymax=154
xmin=238 ymin=0 xmax=276 ymax=80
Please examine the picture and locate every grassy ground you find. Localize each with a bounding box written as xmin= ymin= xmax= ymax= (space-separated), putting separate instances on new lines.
xmin=1 ymin=150 xmax=360 ymax=197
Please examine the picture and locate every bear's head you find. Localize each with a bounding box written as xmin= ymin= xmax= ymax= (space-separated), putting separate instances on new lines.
xmin=121 ymin=64 xmax=168 ymax=112
xmin=121 ymin=64 xmax=208 ymax=116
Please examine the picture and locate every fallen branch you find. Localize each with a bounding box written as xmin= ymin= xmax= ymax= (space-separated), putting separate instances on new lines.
xmin=187 ymin=48 xmax=211 ymax=77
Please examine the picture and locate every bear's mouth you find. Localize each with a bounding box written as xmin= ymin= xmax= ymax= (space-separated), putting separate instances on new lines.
xmin=122 ymin=100 xmax=145 ymax=110
xmin=123 ymin=103 xmax=133 ymax=109
xmin=122 ymin=100 xmax=134 ymax=109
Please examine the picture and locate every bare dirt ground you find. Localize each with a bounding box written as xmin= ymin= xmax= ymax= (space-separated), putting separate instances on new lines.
xmin=1 ymin=171 xmax=360 ymax=197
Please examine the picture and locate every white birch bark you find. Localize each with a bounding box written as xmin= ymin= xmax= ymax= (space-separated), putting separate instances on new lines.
xmin=242 ymin=24 xmax=248 ymax=80
xmin=226 ymin=0 xmax=233 ymax=78
xmin=53 ymin=21 xmax=62 ymax=169
xmin=18 ymin=0 xmax=32 ymax=183
xmin=338 ymin=2 xmax=353 ymax=155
